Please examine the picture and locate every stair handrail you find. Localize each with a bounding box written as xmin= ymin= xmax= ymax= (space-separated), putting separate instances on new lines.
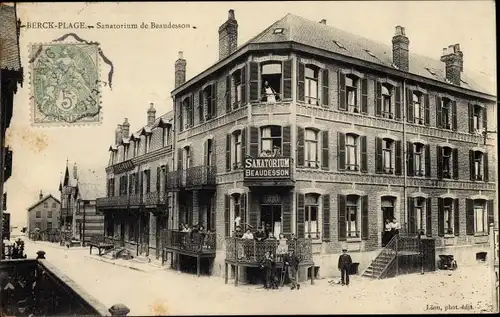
xmin=363 ymin=233 xmax=400 ymax=279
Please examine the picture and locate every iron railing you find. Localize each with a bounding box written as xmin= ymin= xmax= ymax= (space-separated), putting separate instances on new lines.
xmin=166 ymin=165 xmax=217 ymax=189
xmin=143 ymin=191 xmax=166 ymax=205
xmin=161 ymin=229 xmax=216 ymax=253
xmin=96 ymin=195 xmax=129 ymax=208
xmin=166 ymin=170 xmax=181 ymax=190
xmin=225 ymin=238 xmax=312 ymax=264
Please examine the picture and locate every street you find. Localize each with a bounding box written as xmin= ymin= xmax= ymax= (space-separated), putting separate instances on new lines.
xmin=21 ymin=239 xmax=494 ymax=315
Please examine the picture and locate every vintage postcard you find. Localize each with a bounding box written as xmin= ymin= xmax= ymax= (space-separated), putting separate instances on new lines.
xmin=0 ymin=1 xmax=497 ymax=316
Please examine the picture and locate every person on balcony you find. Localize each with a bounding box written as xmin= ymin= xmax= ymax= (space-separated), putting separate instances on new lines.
xmin=261 ymin=81 xmax=279 ymax=103
xmin=276 ymin=233 xmax=288 ymax=262
xmin=254 ymin=227 xmax=266 ymax=241
xmin=242 ymin=229 xmax=254 ymax=240
xmin=233 ymin=226 xmax=243 ymax=238
xmin=272 ymin=146 xmax=281 ymax=157
xmin=283 ymin=249 xmax=300 ymax=290
xmin=338 ymin=248 xmax=353 ymax=286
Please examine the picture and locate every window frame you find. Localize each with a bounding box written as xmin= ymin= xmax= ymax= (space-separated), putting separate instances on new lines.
xmin=261 ymin=62 xmax=283 ymax=103
xmin=232 ymin=69 xmax=242 ymax=109
xmin=414 ymin=143 xmax=425 ymax=176
xmin=381 ymin=84 xmax=393 ymax=119
xmin=443 ymin=198 xmax=454 ymax=235
xmin=346 ymin=195 xmax=360 ymax=238
xmin=304 ymin=193 xmax=321 ymax=239
xmin=304 ymin=128 xmax=319 ymax=168
xmin=415 ymin=197 xmax=425 ymax=232
xmin=412 ymin=92 xmax=424 ymax=124
xmin=345 ymin=75 xmax=359 ymax=112
xmin=304 ymin=65 xmax=319 ymax=106
xmin=36 ymin=210 xmax=41 ymax=218
xmin=232 ymin=131 xmax=242 ymax=169
xmin=260 ymin=126 xmax=282 ymax=157
xmin=346 ymin=133 xmax=359 ymax=171
xmin=382 ymin=138 xmax=394 ymax=174
xmin=474 ymin=151 xmax=484 ymax=180
xmin=441 ymin=98 xmax=452 ymax=129
xmin=473 ymin=199 xmax=487 ymax=234
xmin=442 ymin=147 xmax=452 ymax=179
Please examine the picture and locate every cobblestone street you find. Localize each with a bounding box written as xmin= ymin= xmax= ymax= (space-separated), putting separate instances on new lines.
xmin=23 ymin=239 xmax=493 ymax=315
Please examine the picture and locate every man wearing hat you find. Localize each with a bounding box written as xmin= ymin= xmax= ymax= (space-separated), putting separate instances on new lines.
xmin=283 ymin=249 xmax=300 ymax=290
xmin=338 ymin=247 xmax=353 ymax=286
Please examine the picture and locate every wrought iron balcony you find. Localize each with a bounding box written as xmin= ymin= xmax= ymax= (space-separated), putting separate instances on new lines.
xmin=128 ymin=194 xmax=142 ymax=206
xmin=96 ymin=195 xmax=129 ymax=209
xmin=161 ymin=229 xmax=216 ymax=255
xmin=166 ymin=170 xmax=181 ymax=190
xmin=185 ymin=165 xmax=216 ymax=188
xmin=143 ymin=191 xmax=166 ymax=206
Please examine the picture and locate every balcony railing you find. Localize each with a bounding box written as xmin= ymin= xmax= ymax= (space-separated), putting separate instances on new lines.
xmin=166 ymin=165 xmax=217 ymax=189
xmin=225 ymin=238 xmax=312 ymax=264
xmin=0 ymin=251 xmax=129 ymax=316
xmin=161 ymin=229 xmax=216 ymax=254
xmin=143 ymin=191 xmax=166 ymax=205
xmin=96 ymin=195 xmax=129 ymax=208
xmin=96 ymin=191 xmax=167 ymax=209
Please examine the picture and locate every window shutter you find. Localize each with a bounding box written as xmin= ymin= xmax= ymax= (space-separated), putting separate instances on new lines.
xmin=451 ymin=100 xmax=457 ymax=130
xmin=211 ymin=82 xmax=218 ymax=118
xmin=483 ymin=153 xmax=489 ymax=182
xmin=224 ymin=194 xmax=230 ymax=236
xmin=424 ymin=94 xmax=430 ymax=126
xmin=375 ymin=81 xmax=382 ymax=116
xmin=241 ymin=193 xmax=247 ymax=229
xmin=296 ymin=194 xmax=305 ymax=238
xmin=248 ymin=193 xmax=258 ymax=229
xmin=225 ymin=134 xmax=231 ymax=172
xmin=337 ymin=194 xmax=346 ymax=241
xmin=408 ymin=197 xmax=415 ymax=234
xmin=438 ymin=198 xmax=444 ymax=237
xmin=297 ymin=61 xmax=305 ymax=102
xmin=407 ymin=142 xmax=414 ymax=176
xmin=226 ymin=75 xmax=231 ymax=113
xmin=204 ymin=139 xmax=208 ymax=166
xmin=361 ymin=78 xmax=368 ymax=114
xmin=321 ymin=68 xmax=329 ymax=107
xmin=156 ymin=166 xmax=161 ymax=192
xmin=135 ymin=173 xmax=140 ymax=194
xmin=395 ymin=140 xmax=402 ymax=175
xmin=338 ymin=71 xmax=346 ymax=110
xmin=360 ymin=135 xmax=367 ymax=173
xmin=140 ymin=171 xmax=144 ymax=195
xmin=199 ymin=89 xmax=204 ymax=123
xmin=323 ymin=195 xmax=331 ymax=241
xmin=469 ymin=150 xmax=475 ymax=181
xmin=395 ymin=86 xmax=402 ymax=121
xmin=452 ymin=148 xmax=459 ymax=179
xmin=426 ymin=198 xmax=432 ymax=237
xmin=487 ymin=200 xmax=494 ymax=233
xmin=282 ymin=125 xmax=291 ymax=157
xmin=436 ymin=146 xmax=443 ymax=179
xmin=297 ymin=127 xmax=305 ymax=167
xmin=240 ymin=65 xmax=247 ymax=105
xmin=321 ymin=130 xmax=329 ymax=170
xmin=361 ymin=195 xmax=369 ymax=240
xmin=375 ymin=137 xmax=383 ymax=173
xmin=337 ymin=132 xmax=346 ymax=171
xmin=241 ymin=128 xmax=247 ymax=163
xmin=249 ymin=61 xmax=259 ymax=102
xmin=249 ymin=126 xmax=259 ymax=158
xmin=468 ymin=103 xmax=474 ymax=133
xmin=435 ymin=96 xmax=442 ymax=128
xmin=406 ymin=88 xmax=414 ymax=123
xmin=482 ymin=107 xmax=488 ymax=132
xmin=210 ymin=196 xmax=216 ymax=232
xmin=425 ymin=144 xmax=431 ymax=177
xmin=282 ymin=193 xmax=292 ymax=235
xmin=177 ymin=148 xmax=183 ymax=171
xmin=282 ymin=59 xmax=293 ymax=100
xmin=210 ymin=138 xmax=216 ymax=166
xmin=190 ymin=94 xmax=195 ymax=126
xmin=466 ymin=198 xmax=474 ymax=235
xmin=453 ymin=199 xmax=460 ymax=236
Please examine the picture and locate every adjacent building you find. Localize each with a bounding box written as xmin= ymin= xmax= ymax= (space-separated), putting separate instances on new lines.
xmin=100 ymin=10 xmax=497 ymax=279
xmin=27 ymin=191 xmax=60 ymax=233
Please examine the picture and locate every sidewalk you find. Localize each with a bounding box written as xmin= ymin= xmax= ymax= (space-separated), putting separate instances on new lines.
xmin=84 ymin=253 xmax=166 ymax=273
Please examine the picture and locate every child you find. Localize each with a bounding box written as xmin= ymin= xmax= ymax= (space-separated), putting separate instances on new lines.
xmin=260 ymin=251 xmax=273 ymax=290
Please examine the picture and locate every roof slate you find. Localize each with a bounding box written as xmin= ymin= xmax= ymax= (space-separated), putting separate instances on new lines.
xmin=0 ymin=4 xmax=21 ymax=71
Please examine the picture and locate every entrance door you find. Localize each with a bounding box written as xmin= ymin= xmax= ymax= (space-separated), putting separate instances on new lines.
xmin=260 ymin=204 xmax=282 ymax=238
xmin=156 ymin=215 xmax=166 ymax=259
xmin=381 ymin=197 xmax=395 ymax=247
xmin=139 ymin=212 xmax=150 ymax=256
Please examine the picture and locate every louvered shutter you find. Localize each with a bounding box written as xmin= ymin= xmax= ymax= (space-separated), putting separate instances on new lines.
xmin=436 ymin=146 xmax=443 ymax=179
xmin=241 ymin=128 xmax=247 ymax=164
xmin=361 ymin=78 xmax=368 ymax=114
xmin=323 ymin=195 xmax=331 ymax=241
xmin=452 ymin=148 xmax=459 ymax=180
xmin=297 ymin=61 xmax=305 ymax=102
xmin=406 ymin=88 xmax=414 ymax=123
xmin=321 ymin=68 xmax=329 ymax=107
xmin=240 ymin=65 xmax=247 ymax=105
xmin=360 ymin=136 xmax=367 ymax=173
xmin=425 ymin=144 xmax=431 ymax=177
xmin=454 ymin=199 xmax=460 ymax=236
xmin=225 ymin=134 xmax=231 ymax=172
xmin=395 ymin=86 xmax=402 ymax=121
xmin=249 ymin=126 xmax=259 ymax=158
xmin=249 ymin=61 xmax=259 ymax=102
xmin=438 ymin=198 xmax=444 ymax=237
xmin=241 ymin=193 xmax=247 ymax=228
xmin=338 ymin=195 xmax=346 ymax=241
xmin=487 ymin=200 xmax=494 ymax=233
xmin=338 ymin=71 xmax=346 ymax=110
xmin=469 ymin=150 xmax=475 ymax=181
xmin=482 ymin=107 xmax=488 ymax=133
xmin=466 ymin=199 xmax=474 ymax=235
xmin=435 ymin=96 xmax=442 ymax=128
xmin=282 ymin=59 xmax=293 ymax=100
xmin=426 ymin=198 xmax=432 ymax=237
xmin=375 ymin=137 xmax=383 ymax=173
xmin=225 ymin=75 xmax=231 ymax=113
xmin=337 ymin=132 xmax=346 ymax=171
xmin=395 ymin=140 xmax=402 ymax=175
xmin=282 ymin=193 xmax=292 ymax=235
xmin=468 ymin=103 xmax=474 ymax=133
xmin=424 ymin=94 xmax=430 ymax=126
xmin=321 ymin=130 xmax=329 ymax=170
xmin=297 ymin=127 xmax=305 ymax=167
xmin=296 ymin=194 xmax=305 ymax=238
xmin=224 ymin=194 xmax=230 ymax=236
xmin=282 ymin=125 xmax=291 ymax=157
xmin=451 ymin=101 xmax=457 ymax=131
xmin=408 ymin=197 xmax=415 ymax=234
xmin=483 ymin=153 xmax=489 ymax=182
xmin=407 ymin=142 xmax=414 ymax=176
xmin=375 ymin=82 xmax=382 ymax=116
xmin=361 ymin=195 xmax=369 ymax=240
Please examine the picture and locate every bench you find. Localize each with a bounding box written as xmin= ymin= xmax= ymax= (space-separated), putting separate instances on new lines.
xmin=88 ymin=235 xmax=114 ymax=256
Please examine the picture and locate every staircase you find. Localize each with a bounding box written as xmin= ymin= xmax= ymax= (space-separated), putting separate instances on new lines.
xmin=362 ymin=234 xmax=398 ymax=279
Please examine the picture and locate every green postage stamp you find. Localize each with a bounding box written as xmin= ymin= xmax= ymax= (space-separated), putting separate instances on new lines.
xmin=30 ymin=43 xmax=101 ymax=125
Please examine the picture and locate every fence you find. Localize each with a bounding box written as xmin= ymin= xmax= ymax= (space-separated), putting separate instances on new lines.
xmin=225 ymin=238 xmax=312 ymax=264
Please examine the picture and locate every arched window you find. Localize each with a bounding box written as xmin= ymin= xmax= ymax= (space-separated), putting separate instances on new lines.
xmin=382 ymin=138 xmax=394 ymax=173
xmin=346 ymin=75 xmax=358 ymax=112
xmin=305 ymin=194 xmax=321 ymax=239
xmin=346 ymin=195 xmax=360 ymax=238
xmin=412 ymin=92 xmax=423 ymax=124
xmin=346 ymin=133 xmax=359 ymax=171
xmin=260 ymin=125 xmax=282 ymax=157
xmin=305 ymin=65 xmax=319 ymax=105
xmin=305 ymin=129 xmax=319 ymax=168
xmin=382 ymin=84 xmax=392 ymax=118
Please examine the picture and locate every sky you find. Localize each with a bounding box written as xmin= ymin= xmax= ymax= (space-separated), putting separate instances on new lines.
xmin=4 ymin=1 xmax=496 ymax=226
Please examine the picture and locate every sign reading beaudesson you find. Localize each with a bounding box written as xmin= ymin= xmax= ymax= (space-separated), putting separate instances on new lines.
xmin=244 ymin=157 xmax=291 ymax=179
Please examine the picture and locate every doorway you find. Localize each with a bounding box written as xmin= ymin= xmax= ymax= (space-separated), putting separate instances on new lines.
xmin=156 ymin=215 xmax=167 ymax=259
xmin=381 ymin=196 xmax=396 ymax=247
xmin=260 ymin=204 xmax=282 ymax=238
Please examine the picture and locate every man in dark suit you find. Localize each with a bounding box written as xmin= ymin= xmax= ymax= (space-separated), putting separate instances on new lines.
xmin=283 ymin=249 xmax=300 ymax=290
xmin=338 ymin=248 xmax=353 ymax=286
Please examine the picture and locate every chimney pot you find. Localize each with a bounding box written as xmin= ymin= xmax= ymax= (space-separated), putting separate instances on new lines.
xmin=454 ymin=44 xmax=460 ymax=52
xmin=39 ymin=190 xmax=43 ymax=200
xmin=228 ymin=9 xmax=235 ymax=20
xmin=121 ymin=118 xmax=130 ymax=138
xmin=178 ymin=51 xmax=184 ymax=59
xmin=440 ymin=43 xmax=463 ymax=85
xmin=174 ymin=51 xmax=187 ymax=88
xmin=442 ymin=48 xmax=447 ymax=56
xmin=395 ymin=25 xmax=405 ymax=36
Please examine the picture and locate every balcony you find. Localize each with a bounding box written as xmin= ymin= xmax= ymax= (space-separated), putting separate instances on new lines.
xmin=96 ymin=195 xmax=129 ymax=209
xmin=243 ymin=156 xmax=294 ymax=187
xmin=96 ymin=192 xmax=166 ymax=210
xmin=166 ymin=165 xmax=217 ymax=191
xmin=0 ymin=251 xmax=130 ymax=316
xmin=161 ymin=229 xmax=216 ymax=255
xmin=143 ymin=191 xmax=166 ymax=206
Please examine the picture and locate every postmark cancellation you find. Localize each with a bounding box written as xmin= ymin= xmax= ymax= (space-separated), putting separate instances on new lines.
xmin=29 ymin=42 xmax=102 ymax=126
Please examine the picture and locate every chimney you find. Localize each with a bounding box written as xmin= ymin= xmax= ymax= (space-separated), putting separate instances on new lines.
xmin=115 ymin=124 xmax=122 ymax=144
xmin=218 ymin=9 xmax=238 ymax=60
xmin=392 ymin=26 xmax=409 ymax=72
xmin=39 ymin=190 xmax=43 ymax=200
xmin=440 ymin=43 xmax=463 ymax=85
xmin=147 ymin=103 xmax=156 ymax=126
xmin=174 ymin=51 xmax=186 ymax=89
xmin=319 ymin=19 xmax=327 ymax=25
xmin=73 ymin=163 xmax=78 ymax=180
xmin=122 ymin=118 xmax=130 ymax=138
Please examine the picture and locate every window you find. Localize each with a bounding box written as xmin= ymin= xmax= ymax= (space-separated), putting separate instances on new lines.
xmin=273 ymin=28 xmax=284 ymax=34
xmin=44 ymin=202 xmax=48 ymax=208
xmin=233 ymin=69 xmax=242 ymax=109
xmin=203 ymin=86 xmax=216 ymax=120
xmin=415 ymin=198 xmax=425 ymax=232
xmin=206 ymin=139 xmax=213 ymax=166
xmin=346 ymin=134 xmax=359 ymax=171
xmin=52 ymin=202 xmax=56 ymax=208
xmin=183 ymin=97 xmax=193 ymax=128
xmin=382 ymin=85 xmax=392 ymax=118
xmin=472 ymin=105 xmax=484 ymax=133
xmin=261 ymin=63 xmax=282 ymax=103
xmin=144 ymin=170 xmax=151 ymax=194
xmin=473 ymin=151 xmax=483 ymax=180
xmin=260 ymin=126 xmax=282 ymax=157
xmin=35 ymin=222 xmax=41 ymax=229
xmin=233 ymin=131 xmax=242 ymax=168
xmin=305 ymin=194 xmax=320 ymax=239
xmin=231 ymin=194 xmax=241 ymax=233
xmin=442 ymin=147 xmax=452 ymax=179
xmin=441 ymin=98 xmax=452 ymax=129
xmin=346 ymin=75 xmax=358 ymax=112
xmin=414 ymin=143 xmax=425 ymax=176
xmin=129 ymin=222 xmax=136 ymax=242
xmin=413 ymin=92 xmax=423 ymax=124
xmin=36 ymin=210 xmax=41 ymax=218
xmin=48 ymin=210 xmax=53 ymax=218
xmin=305 ymin=129 xmax=319 ymax=168
xmin=382 ymin=139 xmax=394 ymax=173
xmin=443 ymin=198 xmax=453 ymax=234
xmin=47 ymin=222 xmax=52 ymax=230
xmin=183 ymin=147 xmax=191 ymax=169
xmin=346 ymin=195 xmax=360 ymax=238
xmin=304 ymin=65 xmax=319 ymax=105
xmin=474 ymin=200 xmax=487 ymax=233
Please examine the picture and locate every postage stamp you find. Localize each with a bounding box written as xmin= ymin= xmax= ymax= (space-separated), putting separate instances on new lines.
xmin=29 ymin=43 xmax=101 ymax=125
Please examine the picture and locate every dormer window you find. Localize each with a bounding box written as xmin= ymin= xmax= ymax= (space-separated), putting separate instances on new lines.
xmin=273 ymin=28 xmax=284 ymax=34
xmin=346 ymin=75 xmax=358 ymax=113
xmin=261 ymin=63 xmax=282 ymax=103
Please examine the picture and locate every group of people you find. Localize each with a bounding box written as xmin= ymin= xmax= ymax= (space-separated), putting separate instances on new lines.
xmin=382 ymin=218 xmax=401 ymax=246
xmin=178 ymin=223 xmax=213 ymax=249
xmin=259 ymin=146 xmax=281 ymax=157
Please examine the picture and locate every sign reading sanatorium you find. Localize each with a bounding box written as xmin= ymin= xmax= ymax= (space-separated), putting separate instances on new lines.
xmin=244 ymin=157 xmax=291 ymax=179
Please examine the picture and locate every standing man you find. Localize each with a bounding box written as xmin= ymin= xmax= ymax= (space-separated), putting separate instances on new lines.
xmin=338 ymin=248 xmax=353 ymax=286
xmin=283 ymin=249 xmax=300 ymax=290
